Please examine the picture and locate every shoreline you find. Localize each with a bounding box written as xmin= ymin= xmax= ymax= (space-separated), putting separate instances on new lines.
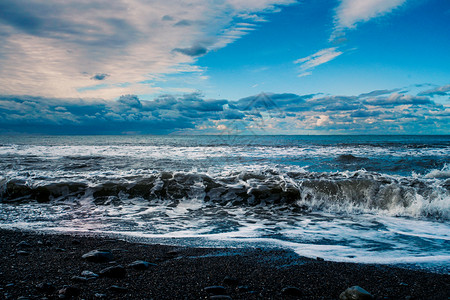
xmin=1 ymin=228 xmax=449 ymax=299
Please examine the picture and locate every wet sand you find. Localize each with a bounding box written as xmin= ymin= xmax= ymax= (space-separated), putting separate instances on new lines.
xmin=0 ymin=228 xmax=448 ymax=299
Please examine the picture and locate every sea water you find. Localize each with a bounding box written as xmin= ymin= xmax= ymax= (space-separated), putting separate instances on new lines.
xmin=0 ymin=135 xmax=449 ymax=271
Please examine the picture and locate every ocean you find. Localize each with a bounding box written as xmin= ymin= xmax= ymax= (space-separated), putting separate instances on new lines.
xmin=0 ymin=135 xmax=449 ymax=271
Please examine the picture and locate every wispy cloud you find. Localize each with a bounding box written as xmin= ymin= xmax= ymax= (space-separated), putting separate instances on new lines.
xmin=418 ymin=84 xmax=450 ymax=97
xmin=0 ymin=0 xmax=296 ymax=99
xmin=294 ymin=47 xmax=343 ymax=77
xmin=332 ymin=0 xmax=407 ymax=39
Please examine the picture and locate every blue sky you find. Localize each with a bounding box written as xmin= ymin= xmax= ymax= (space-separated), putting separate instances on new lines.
xmin=0 ymin=0 xmax=449 ymax=134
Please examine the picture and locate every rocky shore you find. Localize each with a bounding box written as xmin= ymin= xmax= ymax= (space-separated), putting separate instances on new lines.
xmin=0 ymin=229 xmax=448 ymax=299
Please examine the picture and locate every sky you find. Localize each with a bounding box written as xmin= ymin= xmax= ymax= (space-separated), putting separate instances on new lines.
xmin=0 ymin=0 xmax=449 ymax=135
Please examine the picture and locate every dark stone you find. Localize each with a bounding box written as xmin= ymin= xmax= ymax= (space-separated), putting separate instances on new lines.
xmin=80 ymin=270 xmax=99 ymax=278
xmin=127 ymin=260 xmax=157 ymax=270
xmin=36 ymin=282 xmax=56 ymax=294
xmin=71 ymin=276 xmax=94 ymax=282
xmin=72 ymin=240 xmax=81 ymax=245
xmin=340 ymin=286 xmax=374 ymax=300
xmin=94 ymin=293 xmax=107 ymax=298
xmin=223 ymin=276 xmax=239 ymax=286
xmin=82 ymin=250 xmax=114 ymax=263
xmin=204 ymin=286 xmax=227 ymax=295
xmin=99 ymin=265 xmax=126 ymax=278
xmin=17 ymin=250 xmax=30 ymax=256
xmin=281 ymin=286 xmax=302 ymax=297
xmin=17 ymin=241 xmax=32 ymax=248
xmin=17 ymin=296 xmax=32 ymax=300
xmin=237 ymin=286 xmax=249 ymax=292
xmin=210 ymin=296 xmax=232 ymax=299
xmin=109 ymin=285 xmax=129 ymax=293
xmin=58 ymin=286 xmax=80 ymax=298
xmin=316 ymin=257 xmax=325 ymax=261
xmin=55 ymin=248 xmax=66 ymax=252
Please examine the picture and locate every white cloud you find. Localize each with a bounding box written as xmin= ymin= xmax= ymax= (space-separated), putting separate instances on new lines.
xmin=0 ymin=0 xmax=295 ymax=99
xmin=294 ymin=47 xmax=343 ymax=76
xmin=333 ymin=0 xmax=407 ymax=31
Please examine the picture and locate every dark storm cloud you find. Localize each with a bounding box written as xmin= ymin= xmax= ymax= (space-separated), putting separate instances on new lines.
xmin=0 ymin=93 xmax=229 ymax=134
xmin=174 ymin=20 xmax=193 ymax=26
xmin=173 ymin=45 xmax=208 ymax=57
xmin=91 ymin=73 xmax=110 ymax=80
xmin=0 ymin=86 xmax=448 ymax=135
xmin=162 ymin=15 xmax=174 ymax=21
xmin=0 ymin=0 xmax=138 ymax=48
xmin=350 ymin=110 xmax=381 ymax=118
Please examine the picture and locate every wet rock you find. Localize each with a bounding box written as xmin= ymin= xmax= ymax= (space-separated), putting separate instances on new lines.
xmin=82 ymin=250 xmax=114 ymax=263
xmin=223 ymin=276 xmax=239 ymax=286
xmin=17 ymin=241 xmax=32 ymax=248
xmin=340 ymin=286 xmax=374 ymax=300
xmin=58 ymin=286 xmax=80 ymax=298
xmin=71 ymin=276 xmax=94 ymax=282
xmin=36 ymin=282 xmax=56 ymax=294
xmin=204 ymin=286 xmax=227 ymax=295
xmin=17 ymin=296 xmax=32 ymax=300
xmin=109 ymin=285 xmax=129 ymax=293
xmin=281 ymin=286 xmax=302 ymax=297
xmin=127 ymin=260 xmax=156 ymax=270
xmin=210 ymin=296 xmax=232 ymax=299
xmin=55 ymin=247 xmax=66 ymax=252
xmin=71 ymin=239 xmax=81 ymax=245
xmin=237 ymin=286 xmax=249 ymax=292
xmin=316 ymin=257 xmax=325 ymax=261
xmin=94 ymin=293 xmax=107 ymax=298
xmin=17 ymin=250 xmax=30 ymax=256
xmin=99 ymin=265 xmax=126 ymax=278
xmin=81 ymin=270 xmax=99 ymax=278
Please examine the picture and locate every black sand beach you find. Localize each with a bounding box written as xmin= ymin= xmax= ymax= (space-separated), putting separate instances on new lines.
xmin=0 ymin=229 xmax=448 ymax=299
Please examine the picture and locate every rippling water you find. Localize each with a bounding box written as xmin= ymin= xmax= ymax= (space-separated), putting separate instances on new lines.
xmin=0 ymin=135 xmax=449 ymax=270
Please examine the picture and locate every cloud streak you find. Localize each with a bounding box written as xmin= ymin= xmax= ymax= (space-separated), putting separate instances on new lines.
xmin=333 ymin=0 xmax=407 ymax=32
xmin=294 ymin=47 xmax=343 ymax=76
xmin=0 ymin=0 xmax=296 ymax=99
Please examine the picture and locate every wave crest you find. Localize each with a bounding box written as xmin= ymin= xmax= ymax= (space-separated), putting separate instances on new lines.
xmin=1 ymin=168 xmax=448 ymax=220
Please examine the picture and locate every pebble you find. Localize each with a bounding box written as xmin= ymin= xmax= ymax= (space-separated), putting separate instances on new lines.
xmin=237 ymin=286 xmax=249 ymax=292
xmin=204 ymin=286 xmax=227 ymax=295
xmin=17 ymin=250 xmax=30 ymax=256
xmin=82 ymin=250 xmax=114 ymax=263
xmin=223 ymin=276 xmax=239 ymax=286
xmin=58 ymin=286 xmax=80 ymax=298
xmin=339 ymin=286 xmax=374 ymax=300
xmin=128 ymin=260 xmax=157 ymax=270
xmin=71 ymin=275 xmax=94 ymax=282
xmin=210 ymin=296 xmax=232 ymax=299
xmin=94 ymin=293 xmax=107 ymax=298
xmin=99 ymin=265 xmax=126 ymax=278
xmin=109 ymin=285 xmax=129 ymax=293
xmin=281 ymin=286 xmax=302 ymax=297
xmin=36 ymin=282 xmax=56 ymax=294
xmin=81 ymin=270 xmax=99 ymax=278
xmin=17 ymin=241 xmax=32 ymax=248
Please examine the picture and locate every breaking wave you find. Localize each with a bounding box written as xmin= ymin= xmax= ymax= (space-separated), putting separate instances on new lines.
xmin=1 ymin=167 xmax=448 ymax=220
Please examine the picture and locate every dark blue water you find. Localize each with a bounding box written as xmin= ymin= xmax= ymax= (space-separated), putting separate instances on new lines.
xmin=0 ymin=135 xmax=449 ymax=269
